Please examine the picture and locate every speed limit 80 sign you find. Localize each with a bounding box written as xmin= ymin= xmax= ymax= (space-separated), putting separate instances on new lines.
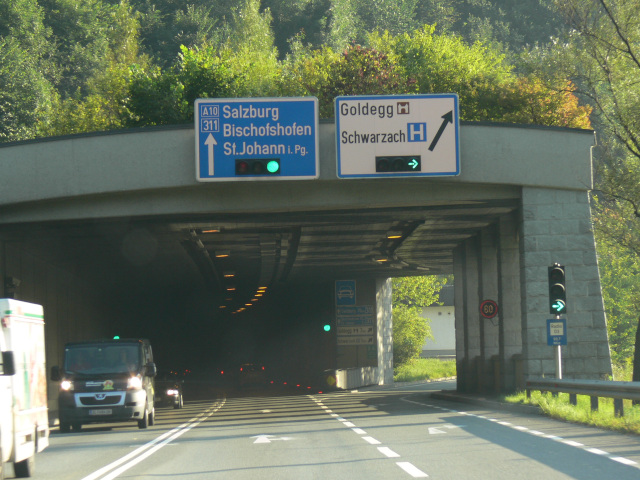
xmin=480 ymin=299 xmax=498 ymax=319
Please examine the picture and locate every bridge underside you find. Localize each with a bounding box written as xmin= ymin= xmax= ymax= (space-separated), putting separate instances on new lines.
xmin=0 ymin=123 xmax=612 ymax=396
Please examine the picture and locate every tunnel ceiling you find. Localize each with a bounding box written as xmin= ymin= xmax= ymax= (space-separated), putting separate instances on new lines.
xmin=4 ymin=196 xmax=518 ymax=315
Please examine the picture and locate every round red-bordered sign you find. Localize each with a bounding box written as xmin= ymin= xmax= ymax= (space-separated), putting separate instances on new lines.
xmin=480 ymin=299 xmax=498 ymax=319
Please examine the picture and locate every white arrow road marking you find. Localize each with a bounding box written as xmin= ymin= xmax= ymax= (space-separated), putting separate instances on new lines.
xmin=252 ymin=435 xmax=294 ymax=444
xmin=428 ymin=424 xmax=463 ymax=434
xmin=205 ymin=134 xmax=217 ymax=176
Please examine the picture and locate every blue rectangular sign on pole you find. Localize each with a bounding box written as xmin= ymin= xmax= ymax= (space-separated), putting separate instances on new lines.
xmin=547 ymin=318 xmax=567 ymax=346
xmin=195 ymin=97 xmax=319 ymax=181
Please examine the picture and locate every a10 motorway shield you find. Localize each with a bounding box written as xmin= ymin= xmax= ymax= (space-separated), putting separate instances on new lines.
xmin=195 ymin=97 xmax=319 ymax=181
xmin=336 ymin=94 xmax=460 ymax=178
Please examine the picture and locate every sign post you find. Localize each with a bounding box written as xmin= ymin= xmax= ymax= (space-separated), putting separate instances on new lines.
xmin=336 ymin=94 xmax=459 ymax=178
xmin=547 ymin=318 xmax=567 ymax=379
xmin=195 ymin=97 xmax=319 ymax=181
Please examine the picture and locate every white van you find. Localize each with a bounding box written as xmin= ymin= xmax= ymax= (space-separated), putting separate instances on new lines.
xmin=0 ymin=299 xmax=49 ymax=478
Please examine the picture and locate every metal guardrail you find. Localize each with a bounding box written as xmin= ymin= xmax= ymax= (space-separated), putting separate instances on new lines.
xmin=526 ymin=377 xmax=640 ymax=417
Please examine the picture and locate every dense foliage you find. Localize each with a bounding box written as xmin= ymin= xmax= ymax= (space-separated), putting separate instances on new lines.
xmin=392 ymin=276 xmax=448 ymax=366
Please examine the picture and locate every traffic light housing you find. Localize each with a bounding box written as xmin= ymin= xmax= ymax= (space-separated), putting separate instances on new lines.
xmin=375 ymin=155 xmax=421 ymax=173
xmin=235 ymin=158 xmax=280 ymax=175
xmin=548 ymin=264 xmax=567 ymax=314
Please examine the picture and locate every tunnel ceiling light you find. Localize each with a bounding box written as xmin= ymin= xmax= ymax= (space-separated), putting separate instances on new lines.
xmin=202 ymin=227 xmax=221 ymax=233
xmin=215 ymin=250 xmax=230 ymax=258
xmin=387 ymin=231 xmax=403 ymax=239
xmin=226 ymin=286 xmax=236 ymax=291
xmin=223 ymin=271 xmax=235 ymax=278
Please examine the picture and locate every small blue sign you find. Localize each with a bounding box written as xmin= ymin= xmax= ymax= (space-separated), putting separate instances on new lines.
xmin=335 ymin=280 xmax=356 ymax=306
xmin=547 ymin=319 xmax=567 ymax=346
xmin=195 ymin=97 xmax=319 ymax=181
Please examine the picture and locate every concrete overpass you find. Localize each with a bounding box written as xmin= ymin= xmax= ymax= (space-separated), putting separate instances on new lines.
xmin=0 ymin=119 xmax=611 ymax=399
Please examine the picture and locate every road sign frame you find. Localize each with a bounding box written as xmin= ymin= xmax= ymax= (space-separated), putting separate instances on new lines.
xmin=195 ymin=97 xmax=319 ymax=182
xmin=335 ymin=94 xmax=460 ymax=179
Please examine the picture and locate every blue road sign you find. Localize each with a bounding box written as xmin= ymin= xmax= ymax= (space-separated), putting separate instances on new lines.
xmin=335 ymin=280 xmax=356 ymax=306
xmin=195 ymin=97 xmax=319 ymax=181
xmin=547 ymin=318 xmax=567 ymax=346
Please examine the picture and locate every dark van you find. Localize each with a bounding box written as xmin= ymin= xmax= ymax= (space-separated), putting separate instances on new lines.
xmin=51 ymin=338 xmax=156 ymax=432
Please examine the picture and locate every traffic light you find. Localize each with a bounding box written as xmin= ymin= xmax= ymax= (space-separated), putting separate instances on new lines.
xmin=375 ymin=155 xmax=421 ymax=173
xmin=548 ymin=264 xmax=567 ymax=314
xmin=235 ymin=158 xmax=280 ymax=175
xmin=323 ymin=323 xmax=331 ymax=332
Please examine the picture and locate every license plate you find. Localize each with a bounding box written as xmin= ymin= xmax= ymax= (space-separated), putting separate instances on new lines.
xmin=89 ymin=409 xmax=112 ymax=416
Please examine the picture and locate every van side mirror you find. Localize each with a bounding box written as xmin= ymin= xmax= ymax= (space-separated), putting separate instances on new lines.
xmin=1 ymin=351 xmax=16 ymax=376
xmin=50 ymin=365 xmax=61 ymax=381
xmin=145 ymin=362 xmax=157 ymax=377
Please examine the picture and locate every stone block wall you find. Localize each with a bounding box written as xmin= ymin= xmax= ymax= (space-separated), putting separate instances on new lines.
xmin=520 ymin=187 xmax=611 ymax=379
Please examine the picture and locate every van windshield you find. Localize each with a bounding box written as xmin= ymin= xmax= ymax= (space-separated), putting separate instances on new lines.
xmin=64 ymin=344 xmax=141 ymax=375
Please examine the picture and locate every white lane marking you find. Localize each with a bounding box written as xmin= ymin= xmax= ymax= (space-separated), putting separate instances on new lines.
xmin=311 ymin=395 xmax=430 ymax=478
xmin=362 ymin=436 xmax=381 ymax=445
xmin=81 ymin=400 xmax=226 ymax=480
xmin=406 ymin=397 xmax=640 ymax=470
xmin=612 ymin=457 xmax=638 ymax=466
xmin=378 ymin=446 xmax=401 ymax=458
xmin=563 ymin=440 xmax=584 ymax=448
xmin=397 ymin=461 xmax=429 ymax=478
xmin=587 ymin=448 xmax=608 ymax=456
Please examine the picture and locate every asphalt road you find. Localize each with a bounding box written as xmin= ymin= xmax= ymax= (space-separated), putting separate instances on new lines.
xmin=18 ymin=381 xmax=640 ymax=479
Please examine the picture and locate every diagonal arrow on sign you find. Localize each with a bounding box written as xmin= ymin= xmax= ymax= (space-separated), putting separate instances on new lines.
xmin=428 ymin=111 xmax=453 ymax=152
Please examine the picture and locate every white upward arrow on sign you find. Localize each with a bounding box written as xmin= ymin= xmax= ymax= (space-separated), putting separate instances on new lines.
xmin=205 ymin=134 xmax=217 ymax=176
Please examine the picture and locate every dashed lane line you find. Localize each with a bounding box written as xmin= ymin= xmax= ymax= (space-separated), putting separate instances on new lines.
xmin=310 ymin=396 xmax=429 ymax=478
xmin=401 ymin=396 xmax=640 ymax=470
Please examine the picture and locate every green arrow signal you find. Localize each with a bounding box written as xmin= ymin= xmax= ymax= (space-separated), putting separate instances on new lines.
xmin=551 ymin=300 xmax=566 ymax=313
xmin=408 ymin=159 xmax=419 ymax=169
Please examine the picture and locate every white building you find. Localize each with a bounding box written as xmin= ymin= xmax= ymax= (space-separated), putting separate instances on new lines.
xmin=421 ymin=285 xmax=455 ymax=358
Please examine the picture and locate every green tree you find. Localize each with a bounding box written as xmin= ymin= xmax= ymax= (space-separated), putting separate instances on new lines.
xmin=548 ymin=0 xmax=640 ymax=373
xmin=392 ymin=276 xmax=448 ymax=366
xmin=594 ymin=209 xmax=640 ymax=370
xmin=0 ymin=0 xmax=55 ymax=141
xmin=38 ymin=0 xmax=143 ymax=136
xmin=134 ymin=0 xmax=229 ymax=68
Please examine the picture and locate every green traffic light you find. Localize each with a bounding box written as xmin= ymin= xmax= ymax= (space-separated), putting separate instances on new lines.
xmin=267 ymin=160 xmax=280 ymax=173
xmin=113 ymin=335 xmax=120 ymax=339
xmin=323 ymin=324 xmax=331 ymax=332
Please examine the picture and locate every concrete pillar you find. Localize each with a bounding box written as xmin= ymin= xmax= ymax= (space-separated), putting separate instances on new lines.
xmin=520 ymin=187 xmax=611 ymax=380
xmin=498 ymin=213 xmax=523 ymax=391
xmin=376 ymin=277 xmax=394 ymax=385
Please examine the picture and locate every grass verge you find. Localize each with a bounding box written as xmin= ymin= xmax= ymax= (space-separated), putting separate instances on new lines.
xmin=394 ymin=358 xmax=456 ymax=383
xmin=504 ymin=390 xmax=640 ymax=435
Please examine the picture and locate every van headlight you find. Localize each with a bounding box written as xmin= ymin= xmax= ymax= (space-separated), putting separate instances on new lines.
xmin=60 ymin=380 xmax=74 ymax=391
xmin=166 ymin=389 xmax=179 ymax=396
xmin=127 ymin=375 xmax=143 ymax=390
